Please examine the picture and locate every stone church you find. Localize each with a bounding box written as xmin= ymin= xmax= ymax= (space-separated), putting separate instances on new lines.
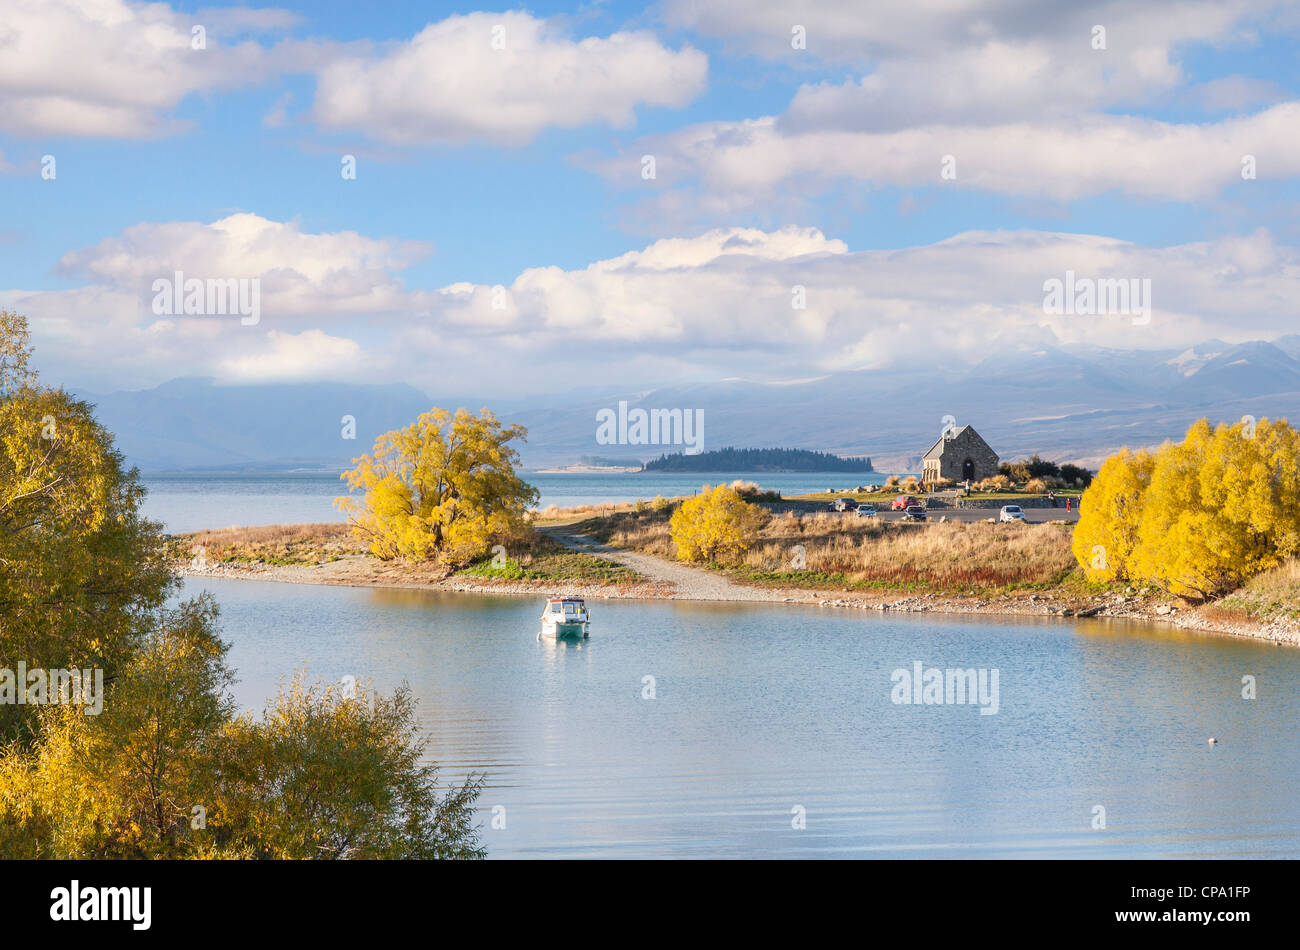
xmin=921 ymin=425 xmax=999 ymax=487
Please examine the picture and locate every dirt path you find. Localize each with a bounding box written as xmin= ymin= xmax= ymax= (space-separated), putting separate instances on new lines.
xmin=541 ymin=527 xmax=809 ymax=603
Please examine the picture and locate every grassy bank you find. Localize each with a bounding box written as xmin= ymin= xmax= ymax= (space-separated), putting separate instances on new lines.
xmin=162 ymin=502 xmax=1300 ymax=644
xmin=166 ymin=522 xmax=644 ymax=586
xmin=575 ymin=505 xmax=1085 ymax=595
xmin=1209 ymin=560 xmax=1300 ymax=625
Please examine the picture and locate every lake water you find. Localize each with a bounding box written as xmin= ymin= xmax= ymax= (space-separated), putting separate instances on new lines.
xmin=142 ymin=471 xmax=892 ymax=533
xmin=186 ymin=576 xmax=1300 ymax=859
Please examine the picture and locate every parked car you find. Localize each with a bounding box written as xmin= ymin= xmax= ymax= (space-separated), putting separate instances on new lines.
xmin=831 ymin=497 xmax=858 ymax=512
xmin=891 ymin=495 xmax=920 ymax=511
xmin=999 ymin=505 xmax=1027 ymax=522
xmin=902 ymin=505 xmax=928 ymax=522
xmin=856 ymin=504 xmax=878 ymax=518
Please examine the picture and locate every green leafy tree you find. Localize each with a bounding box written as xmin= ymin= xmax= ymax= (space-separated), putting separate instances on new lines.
xmin=211 ymin=678 xmax=484 ymax=859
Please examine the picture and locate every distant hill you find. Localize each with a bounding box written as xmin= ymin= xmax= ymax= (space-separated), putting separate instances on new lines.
xmin=76 ymin=377 xmax=436 ymax=472
xmin=643 ymin=447 xmax=874 ymax=473
xmin=69 ymin=336 xmax=1300 ymax=474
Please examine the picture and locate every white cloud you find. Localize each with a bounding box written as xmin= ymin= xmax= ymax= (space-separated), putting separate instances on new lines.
xmin=217 ymin=329 xmax=364 ymax=381
xmin=0 ymin=4 xmax=706 ymax=145
xmin=15 ymin=218 xmax=1300 ymax=396
xmin=310 ymin=12 xmax=707 ymax=145
xmin=0 ymin=0 xmax=295 ymax=138
xmin=55 ymin=213 xmax=431 ymax=318
xmin=663 ymin=0 xmax=1269 ymax=72
xmin=625 ymin=0 xmax=1300 ymax=211
xmin=589 ymin=101 xmax=1300 ymax=207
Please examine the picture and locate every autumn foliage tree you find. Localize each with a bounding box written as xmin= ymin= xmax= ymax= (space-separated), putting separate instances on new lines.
xmin=337 ymin=407 xmax=538 ymax=565
xmin=0 ymin=310 xmax=173 ymax=743
xmin=0 ymin=312 xmax=484 ymax=858
xmin=0 ymin=599 xmax=483 ymax=859
xmin=1070 ymin=448 xmax=1155 ymax=583
xmin=1074 ymin=418 xmax=1300 ymax=598
xmin=670 ymin=483 xmax=769 ymax=564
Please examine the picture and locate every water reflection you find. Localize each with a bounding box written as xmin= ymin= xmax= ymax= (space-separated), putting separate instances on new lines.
xmin=184 ymin=577 xmax=1300 ymax=859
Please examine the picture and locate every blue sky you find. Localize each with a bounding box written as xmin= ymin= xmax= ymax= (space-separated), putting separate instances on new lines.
xmin=4 ymin=0 xmax=1300 ymax=396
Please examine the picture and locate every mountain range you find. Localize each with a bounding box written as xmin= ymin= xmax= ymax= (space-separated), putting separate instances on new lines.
xmin=74 ymin=336 xmax=1300 ymax=473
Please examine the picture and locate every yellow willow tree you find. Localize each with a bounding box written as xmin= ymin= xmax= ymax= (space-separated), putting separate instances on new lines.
xmin=1074 ymin=417 xmax=1300 ymax=599
xmin=336 ymin=407 xmax=538 ymax=564
xmin=670 ymin=483 xmax=769 ymax=564
xmin=1132 ymin=417 xmax=1300 ymax=599
xmin=1072 ymin=447 xmax=1156 ymax=583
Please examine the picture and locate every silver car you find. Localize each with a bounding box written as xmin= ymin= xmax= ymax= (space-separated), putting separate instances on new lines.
xmin=999 ymin=505 xmax=1027 ymax=522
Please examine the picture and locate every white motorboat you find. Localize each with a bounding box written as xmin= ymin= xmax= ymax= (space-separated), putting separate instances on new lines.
xmin=540 ymin=597 xmax=590 ymax=639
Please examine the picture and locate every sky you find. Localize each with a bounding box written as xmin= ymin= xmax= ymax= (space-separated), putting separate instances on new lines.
xmin=3 ymin=0 xmax=1300 ymax=399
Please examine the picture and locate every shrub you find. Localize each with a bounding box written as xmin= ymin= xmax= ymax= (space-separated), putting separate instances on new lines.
xmin=1058 ymin=463 xmax=1093 ymax=488
xmin=975 ymin=475 xmax=1013 ymax=492
xmin=669 ymin=484 xmax=770 ymax=564
xmin=1001 ymin=454 xmax=1059 ymax=483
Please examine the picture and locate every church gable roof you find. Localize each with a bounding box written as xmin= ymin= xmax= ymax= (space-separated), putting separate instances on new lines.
xmin=923 ymin=425 xmax=995 ymax=461
xmin=923 ymin=425 xmax=970 ymax=460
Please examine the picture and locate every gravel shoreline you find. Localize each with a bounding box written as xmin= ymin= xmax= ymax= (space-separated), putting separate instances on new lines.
xmin=177 ymin=532 xmax=1300 ymax=649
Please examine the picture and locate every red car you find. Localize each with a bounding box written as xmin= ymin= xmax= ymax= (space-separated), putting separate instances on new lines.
xmin=891 ymin=495 xmax=921 ymax=511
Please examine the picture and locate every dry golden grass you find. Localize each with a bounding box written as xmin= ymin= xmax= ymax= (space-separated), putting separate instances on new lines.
xmin=742 ymin=517 xmax=1076 ymax=589
xmin=166 ymin=522 xmax=364 ymax=565
xmin=1208 ymin=559 xmax=1300 ymax=622
xmin=531 ymin=499 xmax=664 ymax=523
xmin=585 ymin=507 xmax=1078 ymax=591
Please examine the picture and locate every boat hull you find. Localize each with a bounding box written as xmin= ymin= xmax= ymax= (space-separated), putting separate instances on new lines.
xmin=541 ymin=620 xmax=589 ymax=639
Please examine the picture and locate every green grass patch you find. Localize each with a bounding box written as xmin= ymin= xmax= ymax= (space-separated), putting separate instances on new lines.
xmin=457 ymin=552 xmax=642 ymax=585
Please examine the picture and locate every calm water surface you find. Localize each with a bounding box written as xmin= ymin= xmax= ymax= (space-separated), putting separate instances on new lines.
xmin=183 ymin=577 xmax=1300 ymax=859
xmin=143 ymin=471 xmax=892 ymax=533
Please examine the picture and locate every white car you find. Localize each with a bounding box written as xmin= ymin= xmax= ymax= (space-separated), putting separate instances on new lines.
xmin=999 ymin=505 xmax=1027 ymax=523
xmin=856 ymin=504 xmax=878 ymax=518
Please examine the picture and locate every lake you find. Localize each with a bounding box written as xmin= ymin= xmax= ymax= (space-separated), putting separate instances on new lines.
xmin=186 ymin=576 xmax=1300 ymax=859
xmin=142 ymin=471 xmax=893 ymax=533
